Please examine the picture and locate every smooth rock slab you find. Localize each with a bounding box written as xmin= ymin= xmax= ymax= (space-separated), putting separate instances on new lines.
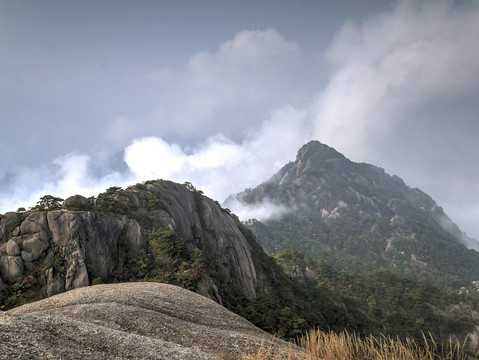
xmin=0 ymin=312 xmax=217 ymax=360
xmin=3 ymin=282 xmax=296 ymax=359
xmin=125 ymin=219 xmax=147 ymax=257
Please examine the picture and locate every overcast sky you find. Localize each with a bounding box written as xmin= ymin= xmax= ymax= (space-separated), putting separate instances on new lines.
xmin=1 ymin=0 xmax=479 ymax=241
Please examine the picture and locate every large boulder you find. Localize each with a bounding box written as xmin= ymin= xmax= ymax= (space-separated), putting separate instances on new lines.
xmin=0 ymin=212 xmax=22 ymax=242
xmin=62 ymin=195 xmax=93 ymax=211
xmin=5 ymin=240 xmax=20 ymax=256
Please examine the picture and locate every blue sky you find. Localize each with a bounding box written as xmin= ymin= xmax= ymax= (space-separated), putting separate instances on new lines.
xmin=1 ymin=0 xmax=479 ymax=241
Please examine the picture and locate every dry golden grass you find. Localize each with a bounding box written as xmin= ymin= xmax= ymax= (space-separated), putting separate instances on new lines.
xmin=242 ymin=330 xmax=476 ymax=360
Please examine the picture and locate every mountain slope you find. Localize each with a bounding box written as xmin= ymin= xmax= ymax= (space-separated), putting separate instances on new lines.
xmin=226 ymin=140 xmax=479 ymax=289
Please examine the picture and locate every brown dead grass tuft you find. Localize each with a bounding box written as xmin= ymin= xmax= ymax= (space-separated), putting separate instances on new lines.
xmin=242 ymin=330 xmax=476 ymax=360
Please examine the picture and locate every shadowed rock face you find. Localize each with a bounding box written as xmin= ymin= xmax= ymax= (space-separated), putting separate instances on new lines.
xmin=1 ymin=282 xmax=294 ymax=359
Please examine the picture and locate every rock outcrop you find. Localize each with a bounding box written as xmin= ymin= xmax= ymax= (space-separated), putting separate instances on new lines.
xmin=0 ymin=180 xmax=259 ymax=307
xmin=0 ymin=210 xmax=125 ymax=297
xmin=62 ymin=194 xmax=93 ymax=211
xmin=0 ymin=282 xmax=295 ymax=359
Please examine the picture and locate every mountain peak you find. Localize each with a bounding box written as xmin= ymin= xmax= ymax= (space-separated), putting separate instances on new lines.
xmin=274 ymin=140 xmax=348 ymax=187
xmin=296 ymin=140 xmax=344 ymax=162
xmin=229 ymin=140 xmax=479 ymax=273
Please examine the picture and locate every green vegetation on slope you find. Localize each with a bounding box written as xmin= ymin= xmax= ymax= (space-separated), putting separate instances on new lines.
xmin=247 ymin=211 xmax=479 ymax=290
xmin=121 ymin=228 xmax=207 ymax=291
xmin=274 ymin=249 xmax=479 ymax=347
xmin=233 ymin=141 xmax=479 ymax=294
xmin=220 ymin=226 xmax=372 ymax=339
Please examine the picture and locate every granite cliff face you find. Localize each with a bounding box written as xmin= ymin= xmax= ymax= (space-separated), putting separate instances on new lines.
xmin=120 ymin=181 xmax=258 ymax=299
xmin=0 ymin=210 xmax=124 ymax=297
xmin=0 ymin=180 xmax=258 ymax=306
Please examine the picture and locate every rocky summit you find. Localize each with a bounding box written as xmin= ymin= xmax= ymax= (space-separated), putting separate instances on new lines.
xmin=227 ymin=140 xmax=479 ymax=288
xmin=0 ymin=282 xmax=293 ymax=359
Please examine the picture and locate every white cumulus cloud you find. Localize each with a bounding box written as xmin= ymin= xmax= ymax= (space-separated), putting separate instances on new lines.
xmin=124 ymin=105 xmax=309 ymax=202
xmin=0 ymin=154 xmax=126 ymax=212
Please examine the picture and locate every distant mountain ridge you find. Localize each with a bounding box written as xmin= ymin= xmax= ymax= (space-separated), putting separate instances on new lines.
xmin=226 ymin=140 xmax=479 ymax=288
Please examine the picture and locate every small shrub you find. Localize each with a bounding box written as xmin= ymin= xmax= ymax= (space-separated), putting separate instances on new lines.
xmin=7 ymin=213 xmax=28 ymax=239
xmin=4 ymin=295 xmax=17 ymax=309
xmin=123 ymin=228 xmax=206 ymax=291
xmin=91 ymin=277 xmax=103 ymax=285
xmin=147 ymin=191 xmax=168 ymax=211
xmin=96 ymin=192 xmax=127 ymax=214
xmin=64 ymin=199 xmax=94 ymax=211
xmin=30 ymin=195 xmax=64 ymax=211
xmin=52 ymin=245 xmax=66 ymax=278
